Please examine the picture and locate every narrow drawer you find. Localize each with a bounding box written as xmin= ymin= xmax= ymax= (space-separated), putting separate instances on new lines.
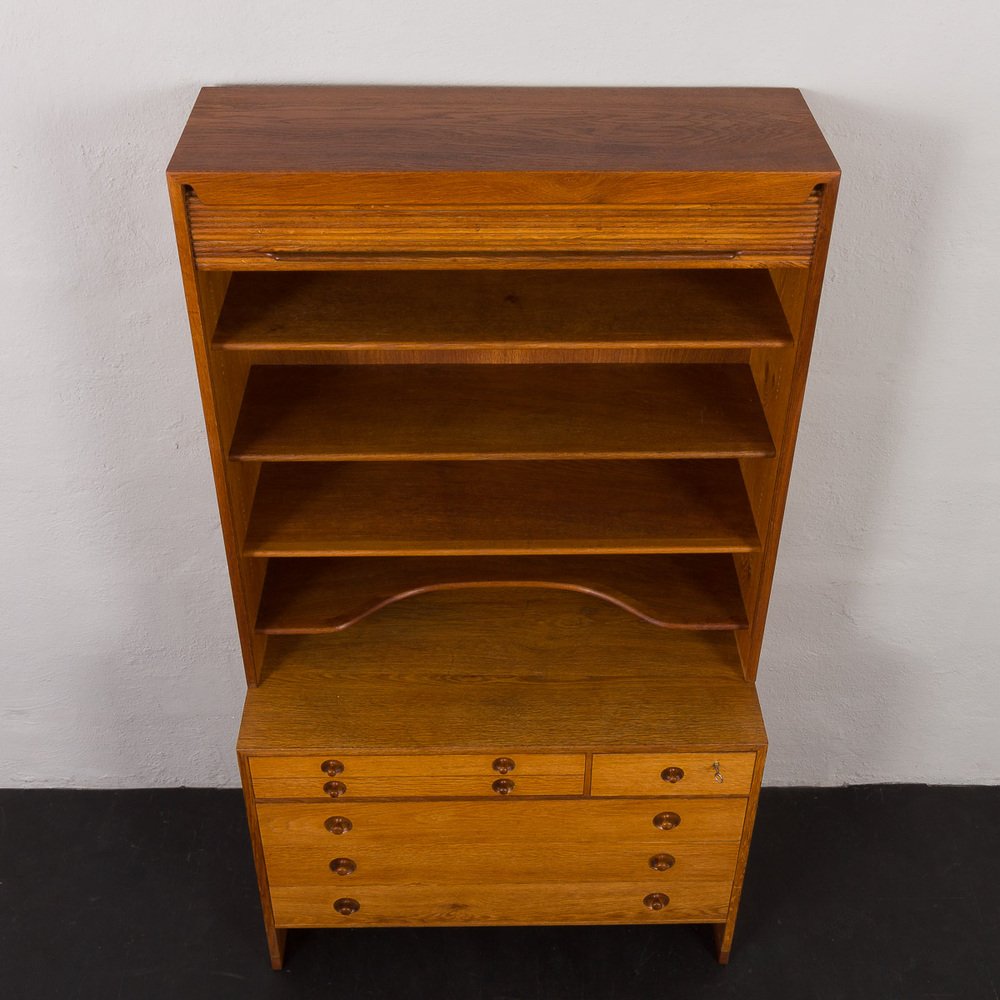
xmin=270 ymin=879 xmax=734 ymax=927
xmin=257 ymin=798 xmax=747 ymax=856
xmin=591 ymin=753 xmax=756 ymax=797
xmin=249 ymin=753 xmax=585 ymax=799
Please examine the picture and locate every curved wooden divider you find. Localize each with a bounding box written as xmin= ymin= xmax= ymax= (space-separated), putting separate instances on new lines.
xmin=256 ymin=555 xmax=748 ymax=633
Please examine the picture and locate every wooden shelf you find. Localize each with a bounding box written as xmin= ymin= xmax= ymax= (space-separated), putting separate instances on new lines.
xmin=213 ymin=270 xmax=792 ymax=354
xmin=255 ymin=554 xmax=748 ymax=633
xmin=240 ymin=589 xmax=765 ymax=754
xmin=230 ymin=364 xmax=774 ymax=462
xmin=243 ymin=460 xmax=760 ymax=557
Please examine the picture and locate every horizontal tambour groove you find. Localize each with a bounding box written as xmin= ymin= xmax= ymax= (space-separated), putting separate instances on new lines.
xmin=230 ymin=365 xmax=775 ymax=462
xmin=188 ymin=197 xmax=820 ymax=266
xmin=243 ymin=460 xmax=760 ymax=557
xmin=255 ymin=555 xmax=750 ymax=633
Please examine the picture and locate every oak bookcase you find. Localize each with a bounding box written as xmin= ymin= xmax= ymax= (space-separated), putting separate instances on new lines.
xmin=167 ymin=86 xmax=839 ymax=968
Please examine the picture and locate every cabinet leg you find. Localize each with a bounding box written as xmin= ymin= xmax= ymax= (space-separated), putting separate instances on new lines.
xmin=713 ymin=921 xmax=733 ymax=964
xmin=239 ymin=754 xmax=288 ymax=970
xmin=713 ymin=746 xmax=766 ymax=964
xmin=267 ymin=927 xmax=287 ymax=970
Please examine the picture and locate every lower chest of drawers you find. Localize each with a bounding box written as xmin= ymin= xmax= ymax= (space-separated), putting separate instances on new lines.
xmin=246 ymin=752 xmax=754 ymax=929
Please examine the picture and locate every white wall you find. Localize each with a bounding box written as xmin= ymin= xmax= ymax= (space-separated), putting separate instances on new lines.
xmin=2 ymin=1 xmax=997 ymax=788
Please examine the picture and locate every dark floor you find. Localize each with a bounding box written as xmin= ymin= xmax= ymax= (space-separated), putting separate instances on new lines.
xmin=1 ymin=786 xmax=998 ymax=999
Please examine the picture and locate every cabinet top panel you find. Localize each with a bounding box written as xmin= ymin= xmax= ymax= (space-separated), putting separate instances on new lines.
xmin=167 ymin=85 xmax=838 ymax=178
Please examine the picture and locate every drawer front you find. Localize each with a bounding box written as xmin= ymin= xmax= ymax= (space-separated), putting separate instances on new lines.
xmin=270 ymin=879 xmax=734 ymax=927
xmin=188 ymin=196 xmax=821 ymax=270
xmin=261 ymin=823 xmax=740 ymax=887
xmin=591 ymin=752 xmax=756 ymax=797
xmin=257 ymin=798 xmax=747 ymax=857
xmin=249 ymin=753 xmax=585 ymax=800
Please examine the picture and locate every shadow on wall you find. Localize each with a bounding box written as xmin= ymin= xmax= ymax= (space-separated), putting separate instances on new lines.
xmin=760 ymin=93 xmax=957 ymax=785
xmin=4 ymin=83 xmax=245 ymax=786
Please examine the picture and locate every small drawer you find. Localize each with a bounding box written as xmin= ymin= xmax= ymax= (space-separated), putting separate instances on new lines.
xmin=269 ymin=879 xmax=734 ymax=927
xmin=249 ymin=753 xmax=585 ymax=799
xmin=591 ymin=753 xmax=756 ymax=797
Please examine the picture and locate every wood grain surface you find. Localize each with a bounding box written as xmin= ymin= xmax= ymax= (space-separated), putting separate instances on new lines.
xmin=256 ymin=805 xmax=741 ymax=885
xmin=590 ymin=752 xmax=756 ymax=797
xmin=188 ymin=198 xmax=822 ymax=269
xmin=166 ymin=190 xmax=269 ymax=684
xmin=213 ymin=270 xmax=792 ymax=352
xmin=262 ymin=837 xmax=740 ymax=888
xmin=269 ymin=880 xmax=734 ymax=927
xmin=250 ymin=753 xmax=585 ymax=800
xmin=257 ymin=793 xmax=746 ymax=928
xmin=237 ymin=590 xmax=766 ymax=754
xmin=254 ymin=554 xmax=749 ymax=633
xmin=255 ymin=798 xmax=748 ymax=847
xmin=168 ymin=86 xmax=837 ymax=179
xmin=243 ymin=460 xmax=760 ymax=557
xmin=237 ymin=754 xmax=286 ymax=968
xmin=714 ymin=747 xmax=769 ymax=963
xmin=230 ymin=364 xmax=774 ymax=462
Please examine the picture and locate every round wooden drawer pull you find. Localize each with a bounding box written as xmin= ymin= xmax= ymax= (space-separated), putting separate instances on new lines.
xmin=652 ymin=811 xmax=681 ymax=831
xmin=324 ymin=780 xmax=348 ymax=799
xmin=324 ymin=816 xmax=353 ymax=835
xmin=321 ymin=759 xmax=345 ymax=776
xmin=333 ymin=897 xmax=360 ymax=916
xmin=660 ymin=766 xmax=684 ymax=783
xmin=492 ymin=757 xmax=516 ymax=774
xmin=329 ymin=858 xmax=356 ymax=876
xmin=649 ymin=853 xmax=676 ymax=871
xmin=492 ymin=778 xmax=515 ymax=795
xmin=643 ymin=893 xmax=670 ymax=911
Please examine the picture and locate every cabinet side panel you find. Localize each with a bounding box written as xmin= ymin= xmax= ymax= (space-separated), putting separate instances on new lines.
xmin=238 ymin=752 xmax=287 ymax=968
xmin=713 ymin=743 xmax=767 ymax=963
xmin=735 ymin=178 xmax=840 ymax=679
xmin=168 ymin=179 xmax=266 ymax=684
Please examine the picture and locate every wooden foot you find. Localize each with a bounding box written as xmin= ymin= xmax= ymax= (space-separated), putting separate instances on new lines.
xmin=713 ymin=922 xmax=732 ymax=964
xmin=239 ymin=755 xmax=289 ymax=970
xmin=267 ymin=927 xmax=287 ymax=970
xmin=711 ymin=746 xmax=766 ymax=964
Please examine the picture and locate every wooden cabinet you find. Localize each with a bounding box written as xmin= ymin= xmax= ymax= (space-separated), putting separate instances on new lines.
xmin=167 ymin=86 xmax=839 ymax=970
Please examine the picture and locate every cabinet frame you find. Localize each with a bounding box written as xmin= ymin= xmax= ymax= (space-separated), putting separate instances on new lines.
xmin=168 ymin=85 xmax=839 ymax=968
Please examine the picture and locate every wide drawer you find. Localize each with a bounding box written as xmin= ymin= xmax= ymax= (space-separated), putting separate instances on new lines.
xmin=260 ymin=811 xmax=740 ymax=887
xmin=257 ymin=798 xmax=747 ymax=854
xmin=591 ymin=752 xmax=756 ymax=797
xmin=270 ymin=879 xmax=734 ymax=927
xmin=249 ymin=753 xmax=585 ymax=799
xmin=187 ymin=196 xmax=821 ymax=269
